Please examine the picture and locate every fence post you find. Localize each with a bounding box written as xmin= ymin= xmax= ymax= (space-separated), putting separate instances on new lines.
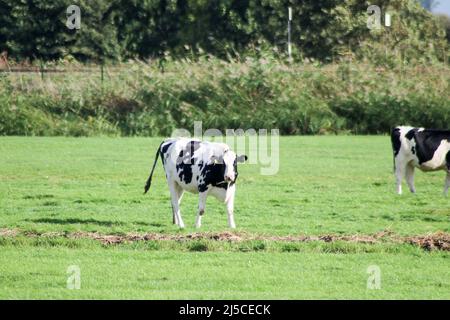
xmin=288 ymin=7 xmax=292 ymax=62
xmin=40 ymin=61 xmax=44 ymax=80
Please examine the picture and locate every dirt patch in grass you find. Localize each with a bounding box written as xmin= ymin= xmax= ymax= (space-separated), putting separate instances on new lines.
xmin=1 ymin=228 xmax=449 ymax=251
xmin=68 ymin=230 xmax=244 ymax=244
xmin=259 ymin=230 xmax=395 ymax=244
xmin=406 ymin=232 xmax=450 ymax=251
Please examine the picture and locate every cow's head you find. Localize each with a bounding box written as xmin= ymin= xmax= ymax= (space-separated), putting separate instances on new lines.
xmin=212 ymin=150 xmax=247 ymax=183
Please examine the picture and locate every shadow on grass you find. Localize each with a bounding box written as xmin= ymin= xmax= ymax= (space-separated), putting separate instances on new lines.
xmin=25 ymin=217 xmax=164 ymax=228
xmin=23 ymin=194 xmax=54 ymax=200
xmin=26 ymin=217 xmax=124 ymax=226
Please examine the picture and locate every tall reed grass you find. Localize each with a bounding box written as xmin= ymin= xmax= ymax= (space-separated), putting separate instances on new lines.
xmin=1 ymin=56 xmax=449 ymax=136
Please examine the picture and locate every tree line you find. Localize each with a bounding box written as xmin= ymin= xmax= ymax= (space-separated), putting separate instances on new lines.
xmin=0 ymin=0 xmax=448 ymax=63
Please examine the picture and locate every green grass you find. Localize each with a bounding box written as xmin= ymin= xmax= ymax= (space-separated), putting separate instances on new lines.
xmin=0 ymin=136 xmax=449 ymax=299
xmin=0 ymin=244 xmax=448 ymax=299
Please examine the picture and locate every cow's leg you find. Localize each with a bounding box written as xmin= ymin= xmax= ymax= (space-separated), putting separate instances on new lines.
xmin=445 ymin=154 xmax=450 ymax=196
xmin=444 ymin=172 xmax=450 ymax=197
xmin=225 ymin=184 xmax=236 ymax=229
xmin=394 ymin=158 xmax=406 ymax=195
xmin=405 ymin=164 xmax=416 ymax=193
xmin=172 ymin=208 xmax=176 ymax=224
xmin=195 ymin=191 xmax=208 ymax=228
xmin=174 ymin=188 xmax=184 ymax=225
xmin=169 ymin=182 xmax=184 ymax=228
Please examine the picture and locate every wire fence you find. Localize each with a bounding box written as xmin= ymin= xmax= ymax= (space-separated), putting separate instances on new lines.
xmin=0 ymin=63 xmax=131 ymax=83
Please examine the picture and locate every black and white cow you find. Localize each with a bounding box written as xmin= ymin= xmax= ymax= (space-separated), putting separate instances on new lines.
xmin=144 ymin=138 xmax=247 ymax=228
xmin=391 ymin=126 xmax=450 ymax=195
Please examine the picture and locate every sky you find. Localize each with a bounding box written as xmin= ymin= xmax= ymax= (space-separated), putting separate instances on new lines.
xmin=432 ymin=1 xmax=450 ymax=16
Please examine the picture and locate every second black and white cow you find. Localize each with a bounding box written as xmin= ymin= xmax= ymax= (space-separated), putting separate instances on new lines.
xmin=144 ymin=138 xmax=247 ymax=228
xmin=391 ymin=126 xmax=450 ymax=195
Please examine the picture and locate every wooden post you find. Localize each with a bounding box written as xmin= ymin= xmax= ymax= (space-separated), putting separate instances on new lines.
xmin=101 ymin=63 xmax=104 ymax=84
xmin=40 ymin=61 xmax=44 ymax=80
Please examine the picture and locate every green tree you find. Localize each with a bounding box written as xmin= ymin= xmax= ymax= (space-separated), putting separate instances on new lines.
xmin=436 ymin=14 xmax=450 ymax=43
xmin=69 ymin=1 xmax=123 ymax=62
xmin=0 ymin=0 xmax=73 ymax=61
xmin=0 ymin=0 xmax=447 ymax=63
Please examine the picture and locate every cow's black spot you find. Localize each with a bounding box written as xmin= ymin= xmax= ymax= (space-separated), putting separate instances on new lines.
xmin=176 ymin=140 xmax=202 ymax=184
xmin=446 ymin=151 xmax=450 ymax=171
xmin=411 ymin=146 xmax=416 ymax=155
xmin=198 ymin=156 xmax=239 ymax=192
xmin=177 ymin=141 xmax=201 ymax=164
xmin=410 ymin=129 xmax=450 ymax=164
xmin=161 ymin=142 xmax=173 ymax=154
xmin=198 ymin=163 xmax=226 ymax=192
xmin=160 ymin=141 xmax=174 ymax=163
xmin=198 ymin=184 xmax=209 ymax=192
xmin=391 ymin=128 xmax=401 ymax=157
xmin=177 ymin=162 xmax=194 ymax=184
xmin=405 ymin=128 xmax=418 ymax=141
xmin=161 ymin=142 xmax=173 ymax=153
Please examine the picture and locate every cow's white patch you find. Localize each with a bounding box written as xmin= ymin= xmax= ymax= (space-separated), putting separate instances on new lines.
xmin=223 ymin=149 xmax=237 ymax=182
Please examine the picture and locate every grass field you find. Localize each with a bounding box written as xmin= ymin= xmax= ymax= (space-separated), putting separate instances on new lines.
xmin=0 ymin=136 xmax=449 ymax=299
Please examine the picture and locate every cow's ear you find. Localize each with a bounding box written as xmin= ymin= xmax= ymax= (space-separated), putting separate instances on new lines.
xmin=237 ymin=155 xmax=248 ymax=163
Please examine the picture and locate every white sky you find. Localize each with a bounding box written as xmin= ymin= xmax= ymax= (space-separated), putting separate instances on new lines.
xmin=433 ymin=1 xmax=450 ymax=16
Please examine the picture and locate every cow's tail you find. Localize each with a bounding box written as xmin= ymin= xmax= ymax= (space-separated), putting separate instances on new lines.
xmin=144 ymin=142 xmax=164 ymax=194
xmin=390 ymin=127 xmax=401 ymax=173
